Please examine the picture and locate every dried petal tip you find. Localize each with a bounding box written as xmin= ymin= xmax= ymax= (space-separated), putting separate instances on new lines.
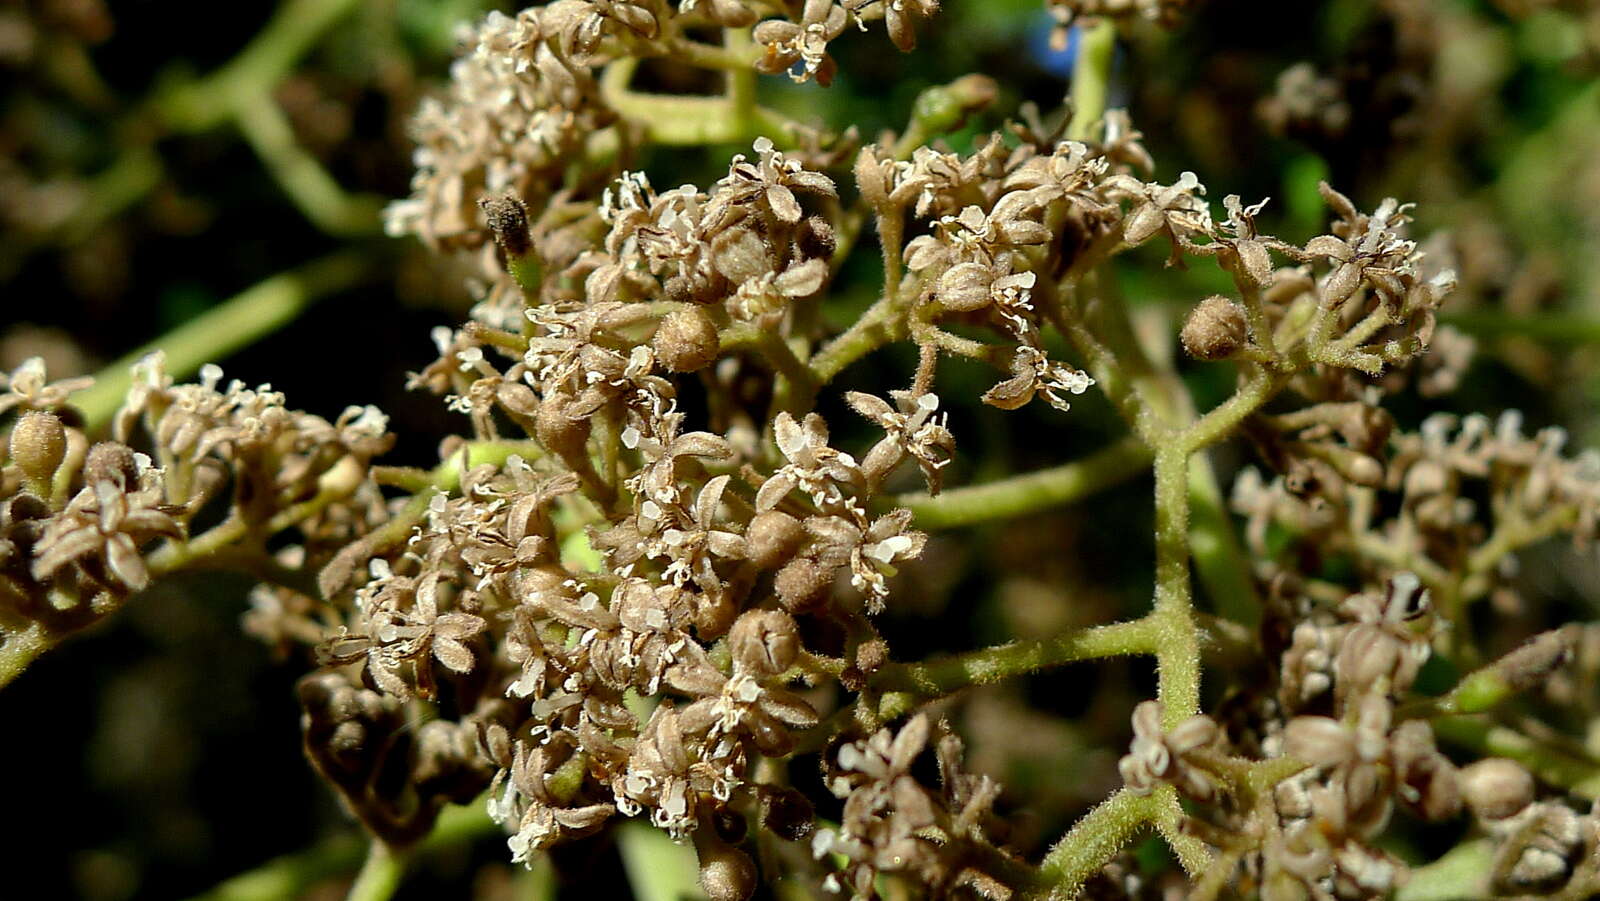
xmin=9 ymin=410 xmax=67 ymax=487
xmin=653 ymin=308 xmax=721 ymax=373
xmin=1181 ymin=295 xmax=1250 ymax=360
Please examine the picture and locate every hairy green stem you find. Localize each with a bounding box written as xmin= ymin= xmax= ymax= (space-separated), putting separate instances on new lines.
xmin=809 ymin=287 xmax=910 ymax=382
xmin=1037 ymin=789 xmax=1162 ymax=896
xmin=896 ymin=435 xmax=1149 ymax=529
xmin=872 ymin=617 xmax=1160 ymax=697
xmin=1152 ymin=448 xmax=1202 ymax=725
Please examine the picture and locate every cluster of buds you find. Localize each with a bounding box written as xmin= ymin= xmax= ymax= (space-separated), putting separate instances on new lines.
xmin=1 ymin=354 xmax=391 ymax=645
xmin=10 ymin=4 xmax=1599 ymax=901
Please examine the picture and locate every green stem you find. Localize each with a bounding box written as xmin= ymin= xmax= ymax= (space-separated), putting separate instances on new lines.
xmin=601 ymin=58 xmax=799 ymax=147
xmin=1441 ymin=311 xmax=1600 ymax=346
xmin=1065 ymin=21 xmax=1115 ymax=142
xmin=1395 ymin=840 xmax=1493 ymax=901
xmin=1152 ymin=447 xmax=1201 ymax=726
xmin=1036 ymin=789 xmax=1164 ymax=895
xmin=895 ymin=435 xmax=1149 ymax=529
xmin=0 ymin=623 xmax=56 ymax=691
xmin=158 ymin=0 xmax=364 ymax=131
xmin=345 ymin=842 xmax=407 ymax=901
xmin=1432 ymin=715 xmax=1600 ymax=800
xmin=232 ymin=95 xmax=382 ymax=236
xmin=810 ymin=286 xmax=911 ymax=382
xmin=871 ymin=617 xmax=1159 ymax=697
xmin=722 ymin=28 xmax=757 ymax=128
xmin=617 ymin=820 xmax=702 ymax=901
xmin=753 ymin=328 xmax=817 ymax=411
xmin=73 ymin=252 xmax=371 ymax=434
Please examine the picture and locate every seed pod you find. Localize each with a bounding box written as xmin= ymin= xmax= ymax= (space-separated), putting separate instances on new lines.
xmin=9 ymin=411 xmax=67 ymax=492
xmin=729 ymin=609 xmax=801 ymax=675
xmin=1461 ymin=758 xmax=1534 ymax=821
xmin=1180 ymin=295 xmax=1250 ymax=360
xmin=937 ymin=262 xmax=994 ymax=311
xmin=745 ymin=510 xmax=804 ymax=570
xmin=654 ymin=308 xmax=721 ymax=373
xmin=534 ymin=390 xmax=592 ymax=464
xmin=693 ymin=827 xmax=756 ymax=901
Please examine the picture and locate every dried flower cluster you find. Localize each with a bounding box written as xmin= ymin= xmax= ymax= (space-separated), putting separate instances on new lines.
xmin=5 ymin=3 xmax=1600 ymax=900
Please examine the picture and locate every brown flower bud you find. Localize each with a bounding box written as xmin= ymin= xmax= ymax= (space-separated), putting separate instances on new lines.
xmin=693 ymin=588 xmax=738 ymax=638
xmin=693 ymin=828 xmax=756 ymax=901
xmin=796 ymin=216 xmax=836 ymax=261
xmin=711 ymin=226 xmax=771 ymax=285
xmin=745 ymin=510 xmax=804 ymax=570
xmin=730 ymin=609 xmax=801 ymax=675
xmin=9 ymin=410 xmax=67 ymax=489
xmin=775 ymin=557 xmax=832 ymax=613
xmin=84 ymin=441 xmax=139 ymax=488
xmin=759 ymin=786 xmax=815 ymax=842
xmin=534 ymin=390 xmax=593 ymax=463
xmin=1461 ymin=758 xmax=1534 ymax=821
xmin=936 ymin=262 xmax=994 ymax=311
xmin=654 ymin=308 xmax=721 ymax=373
xmin=479 ymin=192 xmax=531 ymax=260
xmin=1180 ymin=295 xmax=1250 ymax=360
xmin=854 ymin=638 xmax=888 ymax=674
xmin=854 ymin=147 xmax=891 ymax=208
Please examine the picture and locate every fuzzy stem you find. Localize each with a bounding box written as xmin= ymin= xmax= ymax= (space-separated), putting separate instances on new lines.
xmin=809 ymin=284 xmax=913 ymax=382
xmin=1152 ymin=447 xmax=1202 ymax=725
xmin=1037 ymin=789 xmax=1164 ymax=896
xmin=871 ymin=617 xmax=1160 ymax=697
xmin=896 ymin=435 xmax=1150 ymax=529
